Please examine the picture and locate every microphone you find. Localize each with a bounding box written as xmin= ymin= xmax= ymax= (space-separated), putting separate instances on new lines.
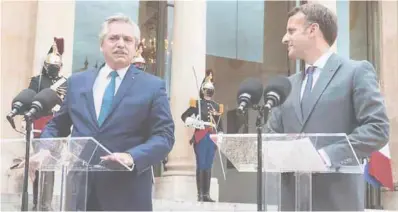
xmin=24 ymin=88 xmax=62 ymax=120
xmin=263 ymin=76 xmax=292 ymax=109
xmin=236 ymin=78 xmax=264 ymax=114
xmin=6 ymin=89 xmax=37 ymax=129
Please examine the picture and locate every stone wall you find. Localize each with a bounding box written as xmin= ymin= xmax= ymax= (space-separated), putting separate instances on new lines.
xmin=379 ymin=1 xmax=398 ymax=210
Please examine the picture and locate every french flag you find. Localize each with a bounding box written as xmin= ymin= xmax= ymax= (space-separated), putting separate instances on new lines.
xmin=365 ymin=144 xmax=394 ymax=190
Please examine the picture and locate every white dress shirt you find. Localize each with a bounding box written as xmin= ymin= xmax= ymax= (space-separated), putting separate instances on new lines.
xmin=300 ymin=50 xmax=334 ymax=100
xmin=93 ymin=64 xmax=129 ymax=119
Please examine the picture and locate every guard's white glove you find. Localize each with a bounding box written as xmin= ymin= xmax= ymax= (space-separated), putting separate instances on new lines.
xmin=184 ymin=117 xmax=196 ymax=128
xmin=185 ymin=115 xmax=206 ymax=130
xmin=195 ymin=120 xmax=205 ymax=130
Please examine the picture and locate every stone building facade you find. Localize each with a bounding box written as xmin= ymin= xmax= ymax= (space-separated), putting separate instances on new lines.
xmin=1 ymin=0 xmax=397 ymax=209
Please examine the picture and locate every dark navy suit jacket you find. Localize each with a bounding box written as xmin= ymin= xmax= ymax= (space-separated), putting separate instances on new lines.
xmin=40 ymin=65 xmax=175 ymax=211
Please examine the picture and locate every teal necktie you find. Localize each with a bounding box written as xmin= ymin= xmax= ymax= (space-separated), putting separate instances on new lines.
xmin=98 ymin=71 xmax=118 ymax=126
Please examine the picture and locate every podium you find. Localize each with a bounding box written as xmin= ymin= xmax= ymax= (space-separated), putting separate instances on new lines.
xmin=1 ymin=137 xmax=132 ymax=211
xmin=210 ymin=133 xmax=364 ymax=211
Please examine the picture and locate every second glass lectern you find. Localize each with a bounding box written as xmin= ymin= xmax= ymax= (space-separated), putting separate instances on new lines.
xmin=210 ymin=133 xmax=364 ymax=211
xmin=1 ymin=137 xmax=132 ymax=211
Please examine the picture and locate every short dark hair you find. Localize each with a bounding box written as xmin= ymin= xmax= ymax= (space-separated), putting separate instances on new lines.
xmin=288 ymin=3 xmax=338 ymax=46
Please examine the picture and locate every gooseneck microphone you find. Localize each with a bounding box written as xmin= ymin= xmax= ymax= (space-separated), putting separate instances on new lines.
xmin=263 ymin=76 xmax=292 ymax=109
xmin=19 ymin=84 xmax=63 ymax=211
xmin=236 ymin=78 xmax=264 ymax=114
xmin=24 ymin=88 xmax=62 ymax=120
xmin=235 ymin=75 xmax=292 ymax=212
xmin=6 ymin=89 xmax=37 ymax=129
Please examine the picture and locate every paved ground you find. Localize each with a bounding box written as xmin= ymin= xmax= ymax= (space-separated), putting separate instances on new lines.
xmin=1 ymin=193 xmax=386 ymax=211
xmin=2 ymin=194 xmax=255 ymax=211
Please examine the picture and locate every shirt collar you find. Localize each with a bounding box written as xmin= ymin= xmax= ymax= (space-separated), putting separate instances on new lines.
xmin=305 ymin=49 xmax=334 ymax=70
xmin=101 ymin=64 xmax=130 ymax=80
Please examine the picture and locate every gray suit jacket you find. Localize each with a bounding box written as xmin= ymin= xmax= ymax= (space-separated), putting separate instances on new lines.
xmin=265 ymin=53 xmax=389 ymax=211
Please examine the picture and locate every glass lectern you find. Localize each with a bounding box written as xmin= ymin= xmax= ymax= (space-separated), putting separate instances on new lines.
xmin=1 ymin=137 xmax=132 ymax=211
xmin=210 ymin=133 xmax=363 ymax=211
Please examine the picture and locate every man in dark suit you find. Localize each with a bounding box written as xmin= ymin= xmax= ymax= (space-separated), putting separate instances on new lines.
xmin=266 ymin=3 xmax=389 ymax=211
xmin=39 ymin=14 xmax=175 ymax=211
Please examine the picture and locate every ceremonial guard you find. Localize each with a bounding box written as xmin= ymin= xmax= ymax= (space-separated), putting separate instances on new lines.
xmin=28 ymin=37 xmax=67 ymax=211
xmin=181 ymin=69 xmax=224 ymax=202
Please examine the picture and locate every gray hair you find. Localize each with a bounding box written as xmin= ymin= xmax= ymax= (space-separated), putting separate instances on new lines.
xmin=99 ymin=13 xmax=141 ymax=46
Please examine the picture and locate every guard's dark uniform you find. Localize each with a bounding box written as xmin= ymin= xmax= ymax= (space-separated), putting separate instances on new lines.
xmin=181 ymin=69 xmax=223 ymax=202
xmin=29 ymin=37 xmax=67 ymax=211
xmin=29 ymin=74 xmax=66 ymax=97
xmin=181 ymin=99 xmax=223 ymax=169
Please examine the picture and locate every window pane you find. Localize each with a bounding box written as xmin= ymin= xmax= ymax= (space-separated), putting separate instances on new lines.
xmin=237 ymin=1 xmax=264 ymax=63
xmin=349 ymin=1 xmax=381 ymax=76
xmin=206 ymin=1 xmax=264 ymax=63
xmin=165 ymin=5 xmax=174 ymax=97
xmin=72 ymin=1 xmax=139 ymax=72
xmin=206 ymin=1 xmax=238 ymax=59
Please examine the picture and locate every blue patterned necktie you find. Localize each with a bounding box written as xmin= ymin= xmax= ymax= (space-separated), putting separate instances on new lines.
xmin=301 ymin=66 xmax=316 ymax=118
xmin=98 ymin=71 xmax=118 ymax=126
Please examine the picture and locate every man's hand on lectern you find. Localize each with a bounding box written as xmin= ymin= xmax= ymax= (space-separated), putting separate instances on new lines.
xmin=16 ymin=149 xmax=51 ymax=181
xmin=100 ymin=152 xmax=135 ymax=168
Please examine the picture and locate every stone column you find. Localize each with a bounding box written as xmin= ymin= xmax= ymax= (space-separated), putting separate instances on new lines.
xmin=1 ymin=1 xmax=39 ymax=139
xmin=29 ymin=0 xmax=76 ymax=197
xmin=154 ymin=0 xmax=218 ymax=201
xmin=1 ymin=0 xmax=39 ymax=196
xmin=379 ymin=1 xmax=398 ymax=209
xmin=32 ymin=0 xmax=76 ymax=77
xmin=167 ymin=0 xmax=206 ymax=174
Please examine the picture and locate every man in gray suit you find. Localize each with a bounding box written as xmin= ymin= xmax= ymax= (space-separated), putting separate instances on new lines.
xmin=266 ymin=3 xmax=390 ymax=211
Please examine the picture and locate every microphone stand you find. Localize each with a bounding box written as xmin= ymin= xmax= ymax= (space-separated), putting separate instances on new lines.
xmin=253 ymin=104 xmax=271 ymax=212
xmin=21 ymin=115 xmax=33 ymax=211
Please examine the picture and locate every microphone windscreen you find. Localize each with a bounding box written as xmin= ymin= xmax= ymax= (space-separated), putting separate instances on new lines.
xmin=264 ymin=76 xmax=292 ymax=105
xmin=237 ymin=78 xmax=264 ymax=105
xmin=12 ymin=89 xmax=37 ymax=105
xmin=33 ymin=88 xmax=62 ymax=112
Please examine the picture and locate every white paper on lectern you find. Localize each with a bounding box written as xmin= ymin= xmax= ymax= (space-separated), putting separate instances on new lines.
xmin=263 ymin=137 xmax=328 ymax=172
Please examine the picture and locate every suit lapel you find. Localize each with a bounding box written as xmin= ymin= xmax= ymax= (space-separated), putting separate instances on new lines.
xmin=292 ymin=72 xmax=304 ymax=124
xmin=301 ymin=54 xmax=343 ymax=128
xmin=82 ymin=66 xmax=102 ymax=129
xmin=100 ymin=65 xmax=141 ymax=127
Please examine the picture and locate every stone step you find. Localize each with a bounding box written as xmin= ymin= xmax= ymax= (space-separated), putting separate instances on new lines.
xmin=163 ymin=161 xmax=196 ymax=173
xmin=152 ymin=199 xmax=386 ymax=211
xmin=1 ymin=193 xmax=254 ymax=211
xmin=154 ymin=199 xmax=257 ymax=211
xmin=153 ymin=176 xmax=219 ymax=202
xmin=1 ymin=193 xmax=386 ymax=211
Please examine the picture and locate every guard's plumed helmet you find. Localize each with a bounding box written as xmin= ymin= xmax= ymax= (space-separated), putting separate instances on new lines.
xmin=200 ymin=69 xmax=215 ymax=98
xmin=45 ymin=37 xmax=63 ymax=66
xmin=43 ymin=37 xmax=64 ymax=78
